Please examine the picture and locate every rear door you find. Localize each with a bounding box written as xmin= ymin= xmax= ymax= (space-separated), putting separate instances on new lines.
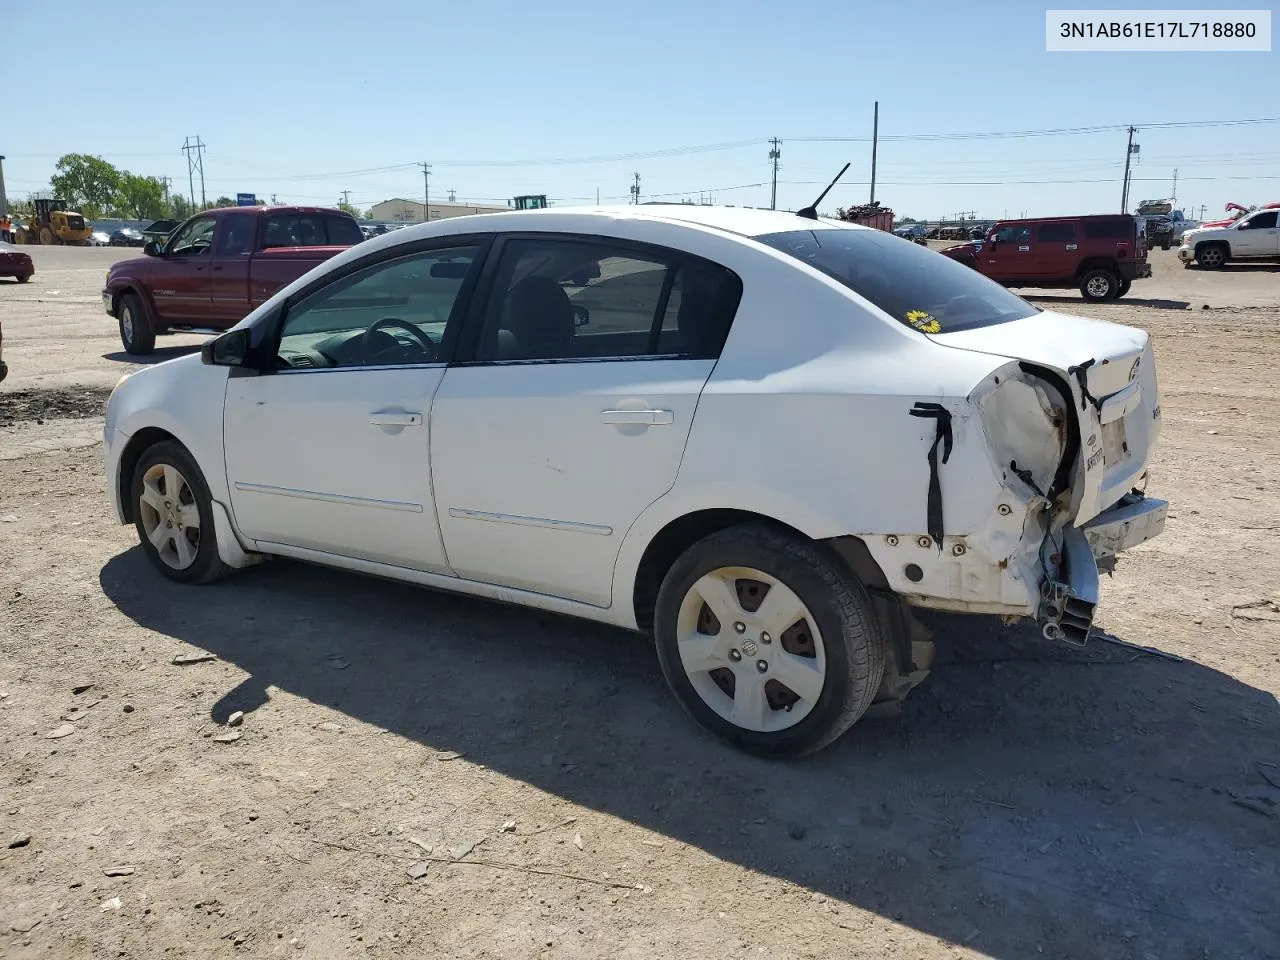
xmin=208 ymin=212 xmax=257 ymax=326
xmin=428 ymin=234 xmax=740 ymax=607
xmin=1033 ymin=221 xmax=1078 ymax=280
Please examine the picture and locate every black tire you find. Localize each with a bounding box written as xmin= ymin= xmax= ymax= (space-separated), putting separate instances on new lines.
xmin=653 ymin=523 xmax=886 ymax=758
xmin=1116 ymin=278 xmax=1132 ymax=299
xmin=118 ymin=293 xmax=155 ymax=355
xmin=1160 ymin=238 xmax=1171 ymax=251
xmin=130 ymin=440 xmax=234 ymax=585
xmin=16 ymin=274 xmax=30 ymax=284
xmin=1079 ymin=268 xmax=1118 ymax=302
xmin=1195 ymin=243 xmax=1228 ymax=270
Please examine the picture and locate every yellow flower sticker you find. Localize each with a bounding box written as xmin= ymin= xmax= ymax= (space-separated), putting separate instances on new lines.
xmin=906 ymin=310 xmax=941 ymax=334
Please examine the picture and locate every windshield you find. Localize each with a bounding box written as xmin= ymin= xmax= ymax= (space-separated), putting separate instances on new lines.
xmin=757 ymin=227 xmax=1040 ymax=334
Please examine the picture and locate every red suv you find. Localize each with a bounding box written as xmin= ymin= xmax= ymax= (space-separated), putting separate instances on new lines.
xmin=940 ymin=214 xmax=1151 ymax=301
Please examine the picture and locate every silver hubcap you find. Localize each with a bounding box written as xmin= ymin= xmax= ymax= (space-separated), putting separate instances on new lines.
xmin=138 ymin=463 xmax=200 ymax=570
xmin=121 ymin=307 xmax=134 ymax=343
xmin=1201 ymin=249 xmax=1222 ymax=266
xmin=1087 ymin=276 xmax=1111 ymax=297
xmin=676 ymin=566 xmax=826 ymax=733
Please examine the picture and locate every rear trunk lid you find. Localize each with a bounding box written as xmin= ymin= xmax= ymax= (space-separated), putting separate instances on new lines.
xmin=928 ymin=310 xmax=1160 ymax=524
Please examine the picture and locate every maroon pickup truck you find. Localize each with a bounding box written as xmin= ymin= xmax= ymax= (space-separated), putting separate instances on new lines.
xmin=103 ymin=206 xmax=362 ymax=354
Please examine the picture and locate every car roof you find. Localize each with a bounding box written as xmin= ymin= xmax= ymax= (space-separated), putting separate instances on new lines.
xmin=995 ymin=214 xmax=1133 ymax=225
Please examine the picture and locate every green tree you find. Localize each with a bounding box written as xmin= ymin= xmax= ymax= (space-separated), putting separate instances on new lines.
xmin=114 ymin=173 xmax=169 ymax=220
xmin=169 ymin=196 xmax=195 ymax=221
xmin=49 ymin=154 xmax=122 ymax=220
xmin=336 ymin=201 xmax=362 ymax=219
xmin=210 ymin=196 xmax=237 ymax=209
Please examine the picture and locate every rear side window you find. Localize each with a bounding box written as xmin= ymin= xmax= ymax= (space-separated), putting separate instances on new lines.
xmin=1037 ymin=223 xmax=1075 ymax=242
xmin=1083 ymin=219 xmax=1132 ymax=240
xmin=471 ymin=237 xmax=740 ymax=362
xmin=265 ymin=214 xmax=361 ymax=248
xmin=757 ymin=227 xmax=1039 ymax=334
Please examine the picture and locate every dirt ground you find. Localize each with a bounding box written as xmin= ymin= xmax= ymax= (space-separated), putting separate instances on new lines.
xmin=1 ymin=245 xmax=1278 ymax=960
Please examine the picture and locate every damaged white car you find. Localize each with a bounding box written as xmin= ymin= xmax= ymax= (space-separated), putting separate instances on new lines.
xmin=102 ymin=204 xmax=1167 ymax=756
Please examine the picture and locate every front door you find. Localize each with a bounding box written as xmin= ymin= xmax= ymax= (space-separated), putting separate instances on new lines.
xmin=1232 ymin=210 xmax=1280 ymax=257
xmin=223 ymin=240 xmax=488 ymax=572
xmin=149 ymin=215 xmax=216 ymax=324
xmin=208 ymin=212 xmax=256 ymax=325
xmin=982 ymin=223 xmax=1035 ymax=280
xmin=430 ymin=235 xmax=740 ymax=607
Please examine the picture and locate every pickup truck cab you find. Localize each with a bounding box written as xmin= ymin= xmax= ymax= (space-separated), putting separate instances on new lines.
xmin=940 ymin=214 xmax=1151 ymax=302
xmin=104 ymin=206 xmax=361 ymax=354
xmin=1178 ymin=206 xmax=1280 ymax=269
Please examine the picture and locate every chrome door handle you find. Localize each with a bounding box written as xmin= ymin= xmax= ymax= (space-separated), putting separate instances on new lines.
xmin=601 ymin=408 xmax=674 ymax=425
xmin=369 ymin=411 xmax=422 ymax=426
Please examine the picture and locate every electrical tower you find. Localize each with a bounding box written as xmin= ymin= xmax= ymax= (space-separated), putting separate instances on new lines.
xmin=768 ymin=138 xmax=781 ymax=211
xmin=630 ymin=172 xmax=641 ymax=205
xmin=419 ymin=162 xmax=431 ymax=222
xmin=181 ymin=136 xmax=207 ymax=207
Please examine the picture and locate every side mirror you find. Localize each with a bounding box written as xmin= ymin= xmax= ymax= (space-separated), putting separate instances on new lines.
xmin=143 ymin=240 xmax=163 ymax=257
xmin=202 ymin=328 xmax=251 ymax=368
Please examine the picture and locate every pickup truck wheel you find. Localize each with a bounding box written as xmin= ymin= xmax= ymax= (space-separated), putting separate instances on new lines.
xmin=16 ymin=274 xmax=30 ymax=284
xmin=118 ymin=294 xmax=155 ymax=355
xmin=1195 ymin=243 xmax=1227 ymax=269
xmin=1116 ymin=279 xmax=1132 ymax=299
xmin=1080 ymin=268 xmax=1118 ymax=302
xmin=131 ymin=441 xmax=234 ymax=585
xmin=653 ymin=523 xmax=886 ymax=757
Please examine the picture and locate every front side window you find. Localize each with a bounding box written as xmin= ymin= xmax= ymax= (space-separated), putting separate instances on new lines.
xmin=758 ymin=227 xmax=1039 ymax=335
xmin=473 ymin=238 xmax=739 ymax=362
xmin=994 ymin=224 xmax=1032 ymax=244
xmin=275 ymin=245 xmax=482 ymax=370
xmin=1240 ymin=211 xmax=1278 ymax=230
xmin=168 ymin=217 xmax=215 ymax=256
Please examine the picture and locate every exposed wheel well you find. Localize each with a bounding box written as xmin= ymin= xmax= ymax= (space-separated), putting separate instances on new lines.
xmin=629 ymin=509 xmax=889 ymax=634
xmin=1194 ymin=239 xmax=1230 ymax=257
xmin=117 ymin=427 xmax=179 ymax=523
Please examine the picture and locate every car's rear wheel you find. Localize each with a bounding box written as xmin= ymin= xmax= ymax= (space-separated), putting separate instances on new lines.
xmin=1195 ymin=243 xmax=1227 ymax=269
xmin=1080 ymin=268 xmax=1118 ymax=302
xmin=118 ymin=293 xmax=155 ymax=355
xmin=130 ymin=440 xmax=233 ymax=585
xmin=653 ymin=523 xmax=885 ymax=757
xmin=1116 ymin=278 xmax=1132 ymax=299
xmin=16 ymin=274 xmax=30 ymax=284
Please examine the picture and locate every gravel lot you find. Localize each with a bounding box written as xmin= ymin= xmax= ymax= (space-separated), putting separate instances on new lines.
xmin=1 ymin=244 xmax=1278 ymax=959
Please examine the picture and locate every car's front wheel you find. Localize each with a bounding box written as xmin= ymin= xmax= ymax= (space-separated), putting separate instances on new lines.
xmin=118 ymin=293 xmax=155 ymax=355
xmin=653 ymin=523 xmax=885 ymax=757
xmin=1080 ymin=268 xmax=1118 ymax=302
xmin=1195 ymin=243 xmax=1228 ymax=269
xmin=130 ymin=441 xmax=233 ymax=585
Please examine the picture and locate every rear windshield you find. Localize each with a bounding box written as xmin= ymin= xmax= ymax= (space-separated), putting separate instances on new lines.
xmin=757 ymin=227 xmax=1039 ymax=334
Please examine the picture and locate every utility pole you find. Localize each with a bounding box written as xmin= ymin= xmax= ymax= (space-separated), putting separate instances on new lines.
xmin=0 ymin=154 xmax=8 ymax=218
xmin=158 ymin=175 xmax=171 ymax=205
xmin=1171 ymin=168 xmax=1178 ymax=205
xmin=630 ymin=172 xmax=640 ymax=205
xmin=1120 ymin=125 xmax=1138 ymax=213
xmin=340 ymin=189 xmax=351 ymax=208
xmin=447 ymin=188 xmax=456 ymax=202
xmin=270 ymin=193 xmax=278 ymax=205
xmin=596 ymin=186 xmax=600 ymax=205
xmin=870 ymin=101 xmax=879 ymax=204
xmin=768 ymin=137 xmax=781 ymax=210
xmin=419 ymin=162 xmax=431 ymax=222
xmin=182 ymin=136 xmax=207 ymax=208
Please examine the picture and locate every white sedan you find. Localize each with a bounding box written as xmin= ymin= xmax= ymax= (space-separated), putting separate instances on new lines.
xmin=103 ymin=206 xmax=1168 ymax=756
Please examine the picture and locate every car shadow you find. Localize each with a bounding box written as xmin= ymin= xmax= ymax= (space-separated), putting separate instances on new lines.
xmin=1021 ymin=293 xmax=1192 ymax=311
xmin=101 ymin=344 xmax=203 ymax=365
xmin=1186 ymin=262 xmax=1280 ymax=274
xmin=98 ymin=550 xmax=1280 ymax=958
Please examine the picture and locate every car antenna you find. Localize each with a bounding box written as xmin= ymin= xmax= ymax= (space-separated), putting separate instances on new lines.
xmin=795 ymin=162 xmax=850 ymax=221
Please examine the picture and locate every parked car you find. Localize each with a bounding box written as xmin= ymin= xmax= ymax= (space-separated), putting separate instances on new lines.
xmin=110 ymin=228 xmax=145 ymax=247
xmin=102 ymin=206 xmax=1167 ymax=756
xmin=1177 ymin=206 xmax=1280 ymax=269
xmin=103 ymin=205 xmax=363 ymax=354
xmin=140 ymin=219 xmax=180 ymax=246
xmin=0 ymin=240 xmax=33 ymax=283
xmin=940 ymin=214 xmax=1151 ymax=301
xmin=89 ymin=230 xmax=113 ymax=247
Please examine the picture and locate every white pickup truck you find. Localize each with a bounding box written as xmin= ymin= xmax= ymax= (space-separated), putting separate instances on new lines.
xmin=1178 ymin=205 xmax=1280 ymax=269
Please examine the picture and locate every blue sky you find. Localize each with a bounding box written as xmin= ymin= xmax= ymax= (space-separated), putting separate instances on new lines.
xmin=5 ymin=0 xmax=1278 ymax=219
